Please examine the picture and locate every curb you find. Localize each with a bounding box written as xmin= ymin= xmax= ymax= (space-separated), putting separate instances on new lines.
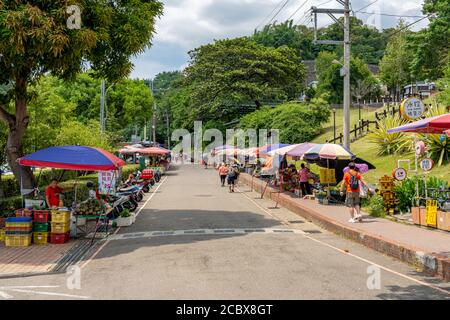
xmin=239 ymin=173 xmax=450 ymax=282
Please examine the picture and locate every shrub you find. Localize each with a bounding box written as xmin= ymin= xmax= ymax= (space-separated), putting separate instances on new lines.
xmin=365 ymin=195 xmax=386 ymax=217
xmin=367 ymin=117 xmax=411 ymax=156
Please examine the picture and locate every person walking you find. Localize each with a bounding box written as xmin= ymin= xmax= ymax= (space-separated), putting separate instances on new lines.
xmin=227 ymin=163 xmax=239 ymax=193
xmin=218 ymin=163 xmax=228 ymax=187
xmin=298 ymin=163 xmax=312 ymax=196
xmin=340 ymin=162 xmax=373 ymax=223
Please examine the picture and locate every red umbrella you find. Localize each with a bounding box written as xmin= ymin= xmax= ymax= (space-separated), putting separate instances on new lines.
xmin=138 ymin=147 xmax=171 ymax=156
xmin=388 ymin=113 xmax=450 ymax=134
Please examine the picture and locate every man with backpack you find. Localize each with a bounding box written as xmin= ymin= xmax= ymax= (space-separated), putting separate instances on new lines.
xmin=227 ymin=163 xmax=239 ymax=193
xmin=340 ymin=162 xmax=373 ymax=223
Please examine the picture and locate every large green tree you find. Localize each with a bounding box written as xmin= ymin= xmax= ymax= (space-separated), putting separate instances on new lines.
xmin=410 ymin=0 xmax=450 ymax=79
xmin=379 ymin=22 xmax=414 ymax=101
xmin=0 ymin=0 xmax=163 ymax=188
xmin=184 ymin=37 xmax=306 ymax=124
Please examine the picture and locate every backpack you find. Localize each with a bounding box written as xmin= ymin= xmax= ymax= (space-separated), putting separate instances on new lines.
xmin=349 ymin=173 xmax=359 ymax=190
xmin=228 ymin=168 xmax=236 ymax=178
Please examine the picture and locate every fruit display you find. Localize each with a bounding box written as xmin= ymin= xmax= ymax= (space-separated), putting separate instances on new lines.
xmin=73 ymin=198 xmax=103 ymax=216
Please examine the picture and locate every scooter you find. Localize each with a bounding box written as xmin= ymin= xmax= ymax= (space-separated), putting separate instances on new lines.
xmin=106 ymin=194 xmax=136 ymax=217
xmin=117 ymin=185 xmax=144 ymax=202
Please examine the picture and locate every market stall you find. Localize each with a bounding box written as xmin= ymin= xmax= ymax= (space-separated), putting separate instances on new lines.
xmin=1 ymin=146 xmax=126 ymax=247
xmin=120 ymin=146 xmax=171 ymax=173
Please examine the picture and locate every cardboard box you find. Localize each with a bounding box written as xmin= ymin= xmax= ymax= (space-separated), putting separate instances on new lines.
xmin=437 ymin=211 xmax=450 ymax=232
xmin=412 ymin=207 xmax=420 ymax=225
xmin=419 ymin=207 xmax=427 ymax=226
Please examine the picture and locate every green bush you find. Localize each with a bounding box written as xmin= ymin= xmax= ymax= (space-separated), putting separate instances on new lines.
xmin=367 ymin=117 xmax=411 ymax=156
xmin=365 ymin=195 xmax=386 ymax=218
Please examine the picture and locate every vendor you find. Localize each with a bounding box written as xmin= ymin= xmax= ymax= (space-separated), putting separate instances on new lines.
xmin=45 ymin=179 xmax=63 ymax=209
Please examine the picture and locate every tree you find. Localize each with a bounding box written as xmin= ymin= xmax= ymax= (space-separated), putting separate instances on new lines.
xmin=409 ymin=0 xmax=450 ymax=80
xmin=184 ymin=37 xmax=306 ymax=124
xmin=379 ymin=22 xmax=414 ymax=100
xmin=316 ymin=53 xmax=380 ymax=104
xmin=252 ymin=21 xmax=317 ymax=60
xmin=0 ymin=1 xmax=163 ymax=188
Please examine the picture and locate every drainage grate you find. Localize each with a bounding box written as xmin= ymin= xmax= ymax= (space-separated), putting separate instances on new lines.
xmin=51 ymin=240 xmax=94 ymax=273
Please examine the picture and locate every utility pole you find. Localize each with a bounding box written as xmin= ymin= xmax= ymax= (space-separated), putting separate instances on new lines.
xmin=150 ymin=80 xmax=157 ymax=147
xmin=312 ymin=0 xmax=351 ymax=150
xmin=166 ymin=110 xmax=170 ymax=149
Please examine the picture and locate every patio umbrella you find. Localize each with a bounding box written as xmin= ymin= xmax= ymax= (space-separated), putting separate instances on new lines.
xmin=138 ymin=147 xmax=171 ymax=156
xmin=262 ymin=144 xmax=291 ymax=153
xmin=267 ymin=143 xmax=317 ymax=158
xmin=19 ymin=146 xmax=125 ymax=171
xmin=387 ymin=113 xmax=450 ymax=134
xmin=302 ymin=143 xmax=356 ymax=161
xmin=343 ymin=164 xmax=370 ymax=174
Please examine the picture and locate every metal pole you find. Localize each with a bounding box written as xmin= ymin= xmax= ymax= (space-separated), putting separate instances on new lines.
xmin=333 ymin=109 xmax=336 ymax=142
xmin=100 ymin=80 xmax=105 ymax=134
xmin=151 ymin=80 xmax=157 ymax=147
xmin=166 ymin=111 xmax=170 ymax=149
xmin=343 ymin=0 xmax=351 ymax=150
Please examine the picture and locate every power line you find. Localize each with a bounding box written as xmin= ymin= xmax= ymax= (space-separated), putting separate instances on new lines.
xmin=256 ymin=0 xmax=287 ymax=30
xmin=384 ymin=13 xmax=433 ymax=40
xmin=267 ymin=0 xmax=292 ymax=25
xmin=354 ymin=0 xmax=379 ymax=13
xmin=286 ymin=0 xmax=310 ymax=21
xmin=355 ymin=11 xmax=426 ymax=18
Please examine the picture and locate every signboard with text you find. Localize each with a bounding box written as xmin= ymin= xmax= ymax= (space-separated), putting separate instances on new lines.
xmin=401 ymin=97 xmax=425 ymax=120
xmin=98 ymin=171 xmax=118 ymax=195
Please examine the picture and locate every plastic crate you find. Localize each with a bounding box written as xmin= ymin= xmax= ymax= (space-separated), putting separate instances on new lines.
xmin=5 ymin=225 xmax=33 ymax=232
xmin=5 ymin=217 xmax=33 ymax=229
xmin=50 ymin=222 xmax=70 ymax=234
xmin=33 ymin=232 xmax=49 ymax=245
xmin=141 ymin=169 xmax=154 ymax=180
xmin=50 ymin=232 xmax=70 ymax=244
xmin=5 ymin=230 xmax=32 ymax=235
xmin=33 ymin=210 xmax=50 ymax=222
xmin=15 ymin=209 xmax=33 ymax=218
xmin=5 ymin=234 xmax=32 ymax=247
xmin=51 ymin=210 xmax=71 ymax=223
xmin=0 ymin=229 xmax=5 ymax=242
xmin=33 ymin=222 xmax=49 ymax=232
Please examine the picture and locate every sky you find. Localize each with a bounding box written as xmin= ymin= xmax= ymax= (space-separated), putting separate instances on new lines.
xmin=130 ymin=0 xmax=429 ymax=79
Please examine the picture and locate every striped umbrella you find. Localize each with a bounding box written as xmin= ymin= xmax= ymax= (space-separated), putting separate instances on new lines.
xmin=302 ymin=143 xmax=356 ymax=161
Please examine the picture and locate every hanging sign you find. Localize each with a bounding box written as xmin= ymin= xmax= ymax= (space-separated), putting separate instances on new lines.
xmin=392 ymin=167 xmax=407 ymax=181
xmin=98 ymin=170 xmax=117 ymax=195
xmin=420 ymin=158 xmax=434 ymax=172
xmin=400 ymin=97 xmax=425 ymax=120
xmin=415 ymin=141 xmax=426 ymax=156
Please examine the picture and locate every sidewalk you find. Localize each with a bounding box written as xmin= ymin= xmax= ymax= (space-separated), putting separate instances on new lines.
xmin=0 ymin=241 xmax=78 ymax=277
xmin=238 ymin=173 xmax=450 ymax=282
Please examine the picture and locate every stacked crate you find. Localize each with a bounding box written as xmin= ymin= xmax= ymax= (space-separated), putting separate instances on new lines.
xmin=33 ymin=210 xmax=50 ymax=245
xmin=5 ymin=217 xmax=33 ymax=247
xmin=50 ymin=210 xmax=71 ymax=244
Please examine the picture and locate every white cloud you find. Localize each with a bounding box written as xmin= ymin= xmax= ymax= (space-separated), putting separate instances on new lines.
xmin=131 ymin=0 xmax=428 ymax=78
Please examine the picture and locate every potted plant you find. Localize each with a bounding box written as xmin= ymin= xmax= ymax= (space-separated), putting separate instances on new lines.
xmin=116 ymin=209 xmax=134 ymax=227
xmin=316 ymin=191 xmax=327 ymax=204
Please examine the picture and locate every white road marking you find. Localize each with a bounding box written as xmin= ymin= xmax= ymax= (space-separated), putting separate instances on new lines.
xmin=103 ymin=228 xmax=304 ymax=241
xmin=237 ymin=185 xmax=450 ymax=296
xmin=79 ymin=176 xmax=168 ymax=270
xmin=0 ymin=286 xmax=90 ymax=300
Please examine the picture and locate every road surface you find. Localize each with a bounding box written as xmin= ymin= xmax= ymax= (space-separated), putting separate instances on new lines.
xmin=0 ymin=165 xmax=449 ymax=300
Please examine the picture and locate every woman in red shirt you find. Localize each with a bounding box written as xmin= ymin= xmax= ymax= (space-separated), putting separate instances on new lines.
xmin=45 ymin=179 xmax=63 ymax=209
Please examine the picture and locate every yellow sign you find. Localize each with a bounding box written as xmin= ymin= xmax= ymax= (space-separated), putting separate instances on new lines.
xmin=426 ymin=200 xmax=437 ymax=227
xmin=400 ymin=97 xmax=425 ymax=120
xmin=319 ymin=168 xmax=336 ymax=184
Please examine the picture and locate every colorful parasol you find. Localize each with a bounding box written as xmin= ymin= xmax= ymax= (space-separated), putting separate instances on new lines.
xmin=302 ymin=143 xmax=356 ymax=161
xmin=343 ymin=163 xmax=370 ymax=174
xmin=19 ymin=146 xmax=125 ymax=171
xmin=267 ymin=143 xmax=317 ymax=158
xmin=387 ymin=113 xmax=450 ymax=134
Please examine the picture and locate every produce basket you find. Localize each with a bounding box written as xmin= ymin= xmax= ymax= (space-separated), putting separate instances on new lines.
xmin=50 ymin=232 xmax=70 ymax=244
xmin=74 ymin=199 xmax=103 ymax=216
xmin=51 ymin=210 xmax=71 ymax=223
xmin=33 ymin=222 xmax=49 ymax=232
xmin=51 ymin=222 xmax=70 ymax=234
xmin=33 ymin=232 xmax=49 ymax=245
xmin=15 ymin=209 xmax=33 ymax=218
xmin=5 ymin=234 xmax=32 ymax=247
xmin=5 ymin=230 xmax=32 ymax=235
xmin=33 ymin=210 xmax=50 ymax=222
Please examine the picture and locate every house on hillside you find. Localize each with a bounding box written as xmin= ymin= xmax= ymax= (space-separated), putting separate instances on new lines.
xmin=403 ymin=82 xmax=437 ymax=99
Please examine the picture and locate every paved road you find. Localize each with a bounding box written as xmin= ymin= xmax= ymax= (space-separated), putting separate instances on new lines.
xmin=0 ymin=165 xmax=449 ymax=300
